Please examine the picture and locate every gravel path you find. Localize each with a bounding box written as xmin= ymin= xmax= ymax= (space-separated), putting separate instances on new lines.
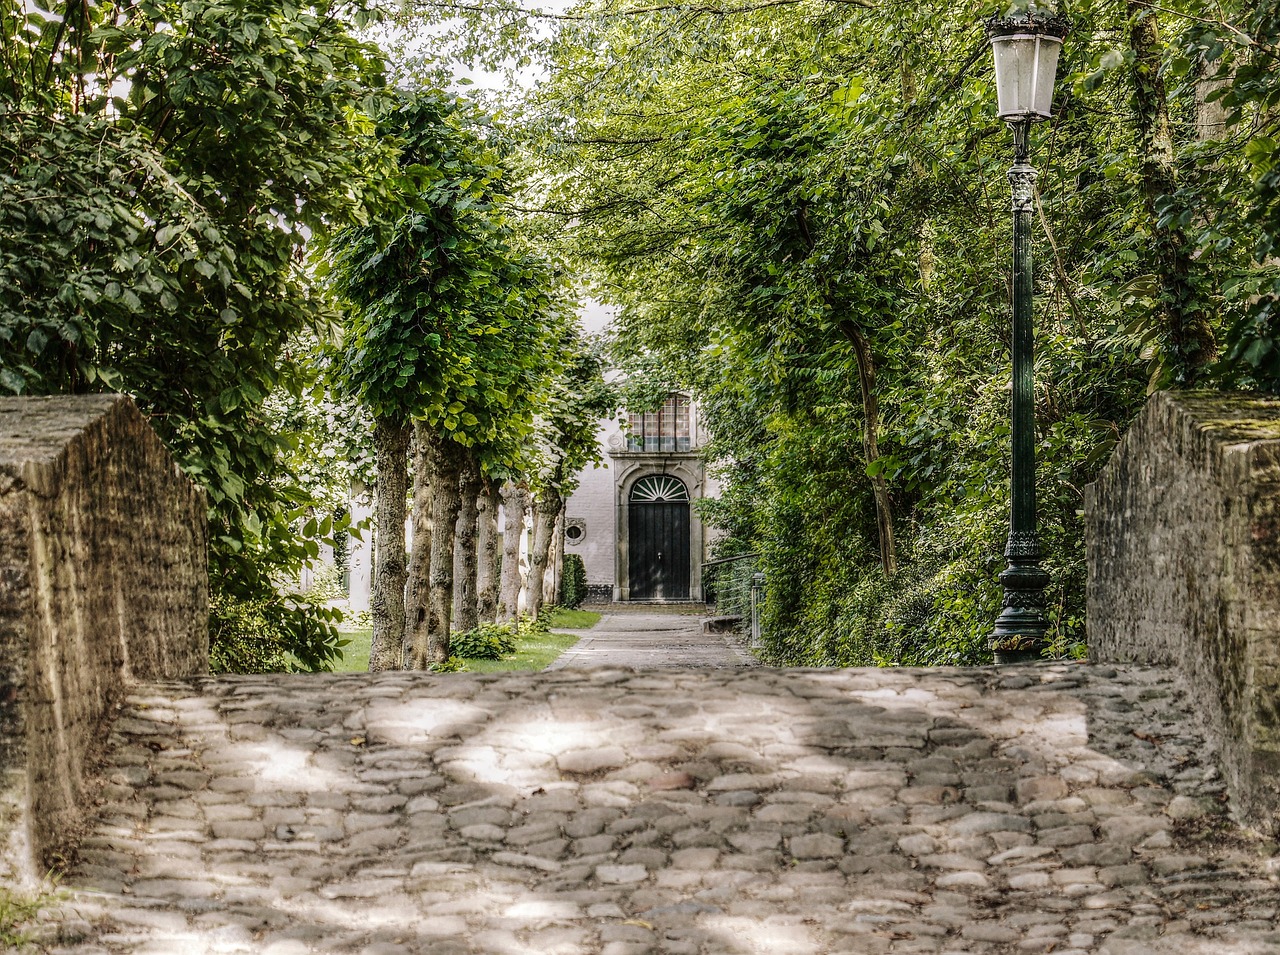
xmin=36 ymin=662 xmax=1280 ymax=954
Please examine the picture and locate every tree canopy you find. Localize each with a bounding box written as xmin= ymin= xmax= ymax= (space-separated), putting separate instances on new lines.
xmin=512 ymin=0 xmax=1280 ymax=664
xmin=1 ymin=0 xmax=393 ymax=669
xmin=327 ymin=92 xmax=567 ymax=456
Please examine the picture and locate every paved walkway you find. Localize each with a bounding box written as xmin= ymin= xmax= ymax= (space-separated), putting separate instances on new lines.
xmin=547 ymin=611 xmax=755 ymax=670
xmin=31 ymin=657 xmax=1280 ymax=954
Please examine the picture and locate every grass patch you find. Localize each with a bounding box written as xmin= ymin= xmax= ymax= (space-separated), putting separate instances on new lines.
xmin=332 ymin=618 xmax=587 ymax=673
xmin=1 ymin=885 xmax=57 ymax=950
xmin=333 ymin=628 xmax=371 ymax=673
xmin=462 ymin=629 xmax=580 ymax=672
xmin=543 ymin=607 xmax=602 ymax=630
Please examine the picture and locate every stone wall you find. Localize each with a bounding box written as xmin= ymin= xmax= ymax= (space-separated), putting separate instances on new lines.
xmin=1086 ymin=390 xmax=1280 ymax=827
xmin=0 ymin=395 xmax=208 ymax=884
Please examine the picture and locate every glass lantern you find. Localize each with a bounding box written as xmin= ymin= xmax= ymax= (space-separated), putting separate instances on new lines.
xmin=986 ymin=13 xmax=1069 ymax=122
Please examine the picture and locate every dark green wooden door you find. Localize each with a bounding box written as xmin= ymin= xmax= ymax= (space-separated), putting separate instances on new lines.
xmin=628 ymin=475 xmax=691 ymax=600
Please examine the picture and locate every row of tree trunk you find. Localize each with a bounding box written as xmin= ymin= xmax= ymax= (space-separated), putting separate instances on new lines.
xmin=367 ymin=418 xmax=566 ymax=671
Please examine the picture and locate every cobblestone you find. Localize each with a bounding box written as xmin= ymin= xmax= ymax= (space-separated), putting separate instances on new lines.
xmin=34 ymin=662 xmax=1280 ymax=953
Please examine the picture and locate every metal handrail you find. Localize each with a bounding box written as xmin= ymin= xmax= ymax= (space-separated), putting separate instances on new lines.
xmin=702 ymin=553 xmax=763 ymax=631
xmin=701 ymin=552 xmax=761 ymax=569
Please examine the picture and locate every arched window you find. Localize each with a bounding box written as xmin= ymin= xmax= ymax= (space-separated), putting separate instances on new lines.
xmin=627 ymin=394 xmax=691 ymax=452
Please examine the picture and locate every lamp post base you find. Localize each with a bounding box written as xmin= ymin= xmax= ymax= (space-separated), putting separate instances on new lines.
xmin=989 ymin=535 xmax=1050 ymax=664
xmin=993 ymin=646 xmax=1044 ymax=665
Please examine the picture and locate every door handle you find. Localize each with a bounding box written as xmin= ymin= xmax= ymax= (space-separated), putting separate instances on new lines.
xmin=658 ymin=551 xmax=663 ymax=561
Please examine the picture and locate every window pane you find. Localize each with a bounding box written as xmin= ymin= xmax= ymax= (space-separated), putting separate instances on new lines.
xmin=625 ymin=395 xmax=696 ymax=452
xmin=628 ymin=412 xmax=644 ymax=451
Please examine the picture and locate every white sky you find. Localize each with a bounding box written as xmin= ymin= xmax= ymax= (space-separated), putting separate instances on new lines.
xmin=578 ymin=297 xmax=616 ymax=335
xmin=450 ymin=2 xmax=572 ymax=91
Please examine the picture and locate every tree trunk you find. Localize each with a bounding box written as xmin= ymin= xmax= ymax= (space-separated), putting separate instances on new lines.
xmin=544 ymin=506 xmax=564 ymax=607
xmin=402 ymin=422 xmax=435 ymax=667
xmin=799 ymin=204 xmax=896 ymax=578
xmin=453 ymin=449 xmax=483 ymax=634
xmin=476 ymin=478 xmax=501 ymax=625
xmin=1195 ymin=71 xmax=1231 ymax=141
xmin=498 ymin=481 xmax=528 ymax=624
xmin=839 ymin=320 xmax=897 ymax=577
xmin=1195 ymin=46 xmax=1234 ymax=142
xmin=1127 ymin=1 xmax=1216 ymax=384
xmin=525 ymin=487 xmax=562 ymax=620
xmin=407 ymin=432 xmax=465 ymax=668
xmin=369 ymin=418 xmax=410 ymax=672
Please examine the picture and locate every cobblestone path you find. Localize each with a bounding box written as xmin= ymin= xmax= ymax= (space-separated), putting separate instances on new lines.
xmin=547 ymin=612 xmax=755 ymax=670
xmin=46 ymin=663 xmax=1280 ymax=954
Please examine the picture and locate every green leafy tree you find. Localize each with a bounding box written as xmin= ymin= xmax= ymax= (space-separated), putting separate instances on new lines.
xmin=524 ymin=330 xmax=617 ymax=619
xmin=521 ymin=0 xmax=1271 ymax=666
xmin=326 ymin=90 xmax=565 ymax=669
xmin=1 ymin=0 xmax=392 ymax=670
xmin=1198 ymin=1 xmax=1280 ymax=390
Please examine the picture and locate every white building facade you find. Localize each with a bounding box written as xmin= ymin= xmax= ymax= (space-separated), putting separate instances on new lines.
xmin=564 ymin=392 xmax=720 ymax=604
xmin=341 ymin=293 xmax=722 ymax=611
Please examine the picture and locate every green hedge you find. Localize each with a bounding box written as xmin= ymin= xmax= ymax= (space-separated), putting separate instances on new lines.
xmin=560 ymin=553 xmax=588 ymax=609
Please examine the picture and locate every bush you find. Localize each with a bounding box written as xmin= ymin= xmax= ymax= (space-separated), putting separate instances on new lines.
xmin=560 ymin=553 xmax=588 ymax=609
xmin=522 ymin=612 xmax=551 ymax=634
xmin=304 ymin=561 xmax=347 ymax=602
xmin=209 ymin=592 xmax=295 ymax=673
xmin=451 ymin=622 xmax=519 ymax=659
xmin=209 ymin=589 xmax=345 ymax=673
xmin=429 ymin=656 xmax=469 ymax=672
xmin=757 ymin=506 xmax=1005 ymax=668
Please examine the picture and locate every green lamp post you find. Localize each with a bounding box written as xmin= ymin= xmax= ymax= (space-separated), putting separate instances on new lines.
xmin=985 ymin=10 xmax=1069 ymax=664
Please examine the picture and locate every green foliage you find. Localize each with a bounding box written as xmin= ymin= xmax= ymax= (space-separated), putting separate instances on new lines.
xmin=454 ymin=628 xmax=580 ymax=673
xmin=209 ymin=590 xmax=345 ymax=674
xmin=428 ymin=616 xmax=555 ymax=665
xmin=304 ymin=561 xmax=348 ymax=603
xmin=325 ymin=91 xmax=567 ymax=464
xmin=333 ymin=611 xmax=587 ymax=672
xmin=527 ymin=331 xmax=619 ymax=497
xmin=521 ymin=612 xmax=552 ymax=635
xmin=451 ymin=622 xmax=519 ymax=659
xmin=429 ymin=656 xmax=470 ymax=673
xmin=559 ymin=553 xmax=588 ymax=610
xmin=1 ymin=0 xmax=390 ymax=671
xmin=1209 ymin=5 xmax=1280 ymax=392
xmin=522 ymin=0 xmax=1275 ymax=665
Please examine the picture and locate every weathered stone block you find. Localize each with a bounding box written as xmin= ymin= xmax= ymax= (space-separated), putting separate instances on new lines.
xmin=1086 ymin=390 xmax=1280 ymax=827
xmin=0 ymin=395 xmax=207 ymax=885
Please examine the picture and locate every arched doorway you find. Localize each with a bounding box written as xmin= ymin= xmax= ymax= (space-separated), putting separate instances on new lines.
xmin=628 ymin=475 xmax=691 ymax=600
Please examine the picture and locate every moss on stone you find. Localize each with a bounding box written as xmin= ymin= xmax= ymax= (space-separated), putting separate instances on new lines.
xmin=1171 ymin=391 xmax=1280 ymax=443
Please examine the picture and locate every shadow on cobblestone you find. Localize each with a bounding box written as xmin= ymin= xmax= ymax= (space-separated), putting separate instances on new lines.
xmin=40 ymin=664 xmax=1280 ymax=954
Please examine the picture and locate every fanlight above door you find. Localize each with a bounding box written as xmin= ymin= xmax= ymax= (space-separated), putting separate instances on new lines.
xmin=630 ymin=475 xmax=690 ymax=503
